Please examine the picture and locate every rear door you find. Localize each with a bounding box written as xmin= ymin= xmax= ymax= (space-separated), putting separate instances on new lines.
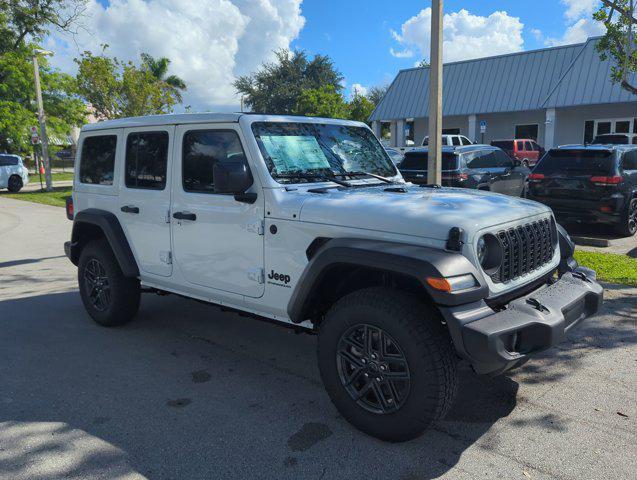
xmin=620 ymin=150 xmax=637 ymax=192
xmin=496 ymin=149 xmax=526 ymax=196
xmin=170 ymin=124 xmax=264 ymax=298
xmin=118 ymin=126 xmax=174 ymax=277
xmin=466 ymin=150 xmax=507 ymax=193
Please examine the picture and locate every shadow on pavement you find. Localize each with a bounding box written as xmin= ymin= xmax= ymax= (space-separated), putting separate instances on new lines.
xmin=0 ymin=288 xmax=633 ymax=479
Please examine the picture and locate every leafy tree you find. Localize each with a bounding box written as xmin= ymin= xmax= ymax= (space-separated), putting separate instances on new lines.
xmin=0 ymin=45 xmax=85 ymax=153
xmin=234 ymin=49 xmax=344 ymax=114
xmin=295 ymin=85 xmax=348 ymax=119
xmin=140 ymin=53 xmax=187 ymax=102
xmin=75 ymin=48 xmax=184 ymax=119
xmin=595 ymin=0 xmax=637 ymax=94
xmin=366 ymin=85 xmax=389 ymax=107
xmin=347 ymin=92 xmax=375 ymax=123
xmin=0 ymin=0 xmax=87 ymax=54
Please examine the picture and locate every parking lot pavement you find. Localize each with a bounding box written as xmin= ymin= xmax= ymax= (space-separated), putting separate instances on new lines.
xmin=1 ymin=197 xmax=636 ymax=480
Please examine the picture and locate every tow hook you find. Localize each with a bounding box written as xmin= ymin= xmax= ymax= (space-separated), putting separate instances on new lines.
xmin=526 ymin=297 xmax=549 ymax=314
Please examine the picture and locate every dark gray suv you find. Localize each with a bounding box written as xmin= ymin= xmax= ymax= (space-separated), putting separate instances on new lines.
xmin=399 ymin=145 xmax=530 ymax=197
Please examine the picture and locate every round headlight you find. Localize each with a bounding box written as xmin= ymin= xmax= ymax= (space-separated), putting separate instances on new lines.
xmin=477 ymin=237 xmax=487 ymax=265
xmin=477 ymin=234 xmax=503 ymax=272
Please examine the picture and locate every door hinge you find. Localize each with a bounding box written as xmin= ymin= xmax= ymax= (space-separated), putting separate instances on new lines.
xmin=247 ymin=267 xmax=265 ymax=284
xmin=246 ymin=219 xmax=265 ymax=235
xmin=164 ymin=210 xmax=171 ymax=223
xmin=160 ymin=251 xmax=172 ymax=265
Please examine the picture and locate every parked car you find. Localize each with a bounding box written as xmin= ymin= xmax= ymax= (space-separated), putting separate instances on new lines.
xmin=527 ymin=144 xmax=637 ymax=236
xmin=423 ymin=134 xmax=473 ymax=147
xmin=0 ymin=154 xmax=29 ymax=192
xmin=591 ymin=133 xmax=637 ymax=145
xmin=399 ymin=145 xmax=530 ymax=197
xmin=491 ymin=139 xmax=544 ymax=167
xmin=64 ymin=113 xmax=602 ymax=442
xmin=384 ymin=147 xmax=404 ymax=166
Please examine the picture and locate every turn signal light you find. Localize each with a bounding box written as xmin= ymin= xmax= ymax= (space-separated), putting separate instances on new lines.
xmin=590 ymin=176 xmax=622 ymax=186
xmin=426 ymin=274 xmax=477 ymax=293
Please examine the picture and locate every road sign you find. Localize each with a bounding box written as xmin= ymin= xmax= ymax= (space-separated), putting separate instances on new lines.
xmin=480 ymin=120 xmax=487 ymax=134
xmin=30 ymin=126 xmax=39 ymax=135
xmin=31 ymin=135 xmax=40 ymax=145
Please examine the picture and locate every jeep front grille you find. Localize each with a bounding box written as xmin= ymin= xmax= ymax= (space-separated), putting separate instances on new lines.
xmin=490 ymin=218 xmax=556 ymax=284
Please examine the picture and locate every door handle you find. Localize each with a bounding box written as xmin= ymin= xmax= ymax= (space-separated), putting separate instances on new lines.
xmin=173 ymin=211 xmax=197 ymax=221
xmin=121 ymin=205 xmax=139 ymax=214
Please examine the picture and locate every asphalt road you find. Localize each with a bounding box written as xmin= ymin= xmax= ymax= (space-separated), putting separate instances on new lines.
xmin=1 ymin=197 xmax=636 ymax=480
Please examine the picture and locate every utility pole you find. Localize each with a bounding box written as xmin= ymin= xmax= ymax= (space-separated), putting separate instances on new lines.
xmin=32 ymin=50 xmax=54 ymax=192
xmin=427 ymin=0 xmax=443 ymax=186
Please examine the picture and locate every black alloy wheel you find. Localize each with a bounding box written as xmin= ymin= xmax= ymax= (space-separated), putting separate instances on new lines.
xmin=83 ymin=258 xmax=111 ymax=312
xmin=336 ymin=323 xmax=411 ymax=414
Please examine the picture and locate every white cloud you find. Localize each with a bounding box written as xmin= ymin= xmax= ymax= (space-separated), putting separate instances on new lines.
xmin=350 ymin=83 xmax=368 ymax=98
xmin=530 ymin=28 xmax=544 ymax=42
xmin=48 ymin=0 xmax=305 ymax=111
xmin=390 ymin=8 xmax=524 ymax=63
xmin=561 ymin=0 xmax=600 ymax=21
xmin=545 ymin=18 xmax=605 ymax=46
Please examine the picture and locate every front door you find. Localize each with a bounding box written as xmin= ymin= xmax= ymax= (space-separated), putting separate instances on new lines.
xmin=171 ymin=124 xmax=265 ymax=298
xmin=118 ymin=126 xmax=174 ymax=277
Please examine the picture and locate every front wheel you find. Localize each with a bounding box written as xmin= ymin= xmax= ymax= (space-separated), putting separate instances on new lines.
xmin=616 ymin=198 xmax=637 ymax=237
xmin=7 ymin=175 xmax=23 ymax=192
xmin=317 ymin=288 xmax=458 ymax=442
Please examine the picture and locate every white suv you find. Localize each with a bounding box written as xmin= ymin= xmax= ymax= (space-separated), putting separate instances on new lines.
xmin=0 ymin=154 xmax=29 ymax=192
xmin=64 ymin=113 xmax=602 ymax=442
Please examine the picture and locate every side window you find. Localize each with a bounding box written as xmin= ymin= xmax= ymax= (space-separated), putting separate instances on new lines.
xmin=495 ymin=150 xmax=514 ymax=167
xmin=622 ymin=151 xmax=637 ymax=170
xmin=531 ymin=141 xmax=541 ymax=151
xmin=79 ymin=135 xmax=117 ymax=185
xmin=182 ymin=130 xmax=247 ymax=193
xmin=524 ymin=141 xmax=533 ymax=151
xmin=461 ymin=136 xmax=472 ymax=145
xmin=467 ymin=151 xmax=496 ymax=169
xmin=451 ymin=136 xmax=461 ymax=146
xmin=0 ymin=155 xmax=18 ymax=166
xmin=125 ymin=131 xmax=169 ymax=190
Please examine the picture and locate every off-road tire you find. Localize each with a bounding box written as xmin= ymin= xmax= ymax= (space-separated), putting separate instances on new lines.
xmin=616 ymin=198 xmax=637 ymax=237
xmin=78 ymin=238 xmax=140 ymax=326
xmin=317 ymin=287 xmax=458 ymax=442
xmin=7 ymin=175 xmax=23 ymax=193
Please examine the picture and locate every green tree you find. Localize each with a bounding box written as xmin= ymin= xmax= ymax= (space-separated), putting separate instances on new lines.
xmin=366 ymin=85 xmax=389 ymax=107
xmin=0 ymin=45 xmax=85 ymax=153
xmin=295 ymin=85 xmax=348 ymax=119
xmin=347 ymin=92 xmax=375 ymax=122
xmin=595 ymin=0 xmax=637 ymax=94
xmin=234 ymin=49 xmax=344 ymax=114
xmin=75 ymin=48 xmax=184 ymax=119
xmin=140 ymin=53 xmax=187 ymax=102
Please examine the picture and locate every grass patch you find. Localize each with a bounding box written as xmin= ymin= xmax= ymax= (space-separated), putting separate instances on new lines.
xmin=575 ymin=250 xmax=637 ymax=287
xmin=28 ymin=172 xmax=74 ymax=182
xmin=1 ymin=186 xmax=72 ymax=208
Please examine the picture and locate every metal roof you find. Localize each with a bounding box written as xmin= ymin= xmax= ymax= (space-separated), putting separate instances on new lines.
xmin=370 ymin=37 xmax=637 ymax=121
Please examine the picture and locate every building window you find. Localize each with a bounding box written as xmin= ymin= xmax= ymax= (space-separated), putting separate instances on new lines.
xmin=634 ymin=118 xmax=637 ymax=134
xmin=514 ymin=124 xmax=539 ymax=140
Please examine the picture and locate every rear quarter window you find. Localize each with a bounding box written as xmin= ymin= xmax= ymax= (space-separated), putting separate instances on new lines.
xmin=0 ymin=155 xmax=19 ymax=167
xmin=79 ymin=135 xmax=117 ymax=185
xmin=401 ymin=152 xmax=458 ymax=170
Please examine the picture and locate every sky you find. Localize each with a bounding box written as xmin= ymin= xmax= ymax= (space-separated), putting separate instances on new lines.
xmin=46 ymin=0 xmax=606 ymax=112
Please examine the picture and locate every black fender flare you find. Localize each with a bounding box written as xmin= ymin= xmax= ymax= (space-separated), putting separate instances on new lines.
xmin=69 ymin=209 xmax=139 ymax=278
xmin=287 ymin=238 xmax=488 ymax=323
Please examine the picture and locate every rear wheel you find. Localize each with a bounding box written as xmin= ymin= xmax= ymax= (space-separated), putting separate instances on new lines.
xmin=317 ymin=287 xmax=458 ymax=442
xmin=78 ymin=239 xmax=140 ymax=326
xmin=7 ymin=175 xmax=23 ymax=193
xmin=616 ymin=198 xmax=637 ymax=237
xmin=522 ymin=159 xmax=530 ymax=168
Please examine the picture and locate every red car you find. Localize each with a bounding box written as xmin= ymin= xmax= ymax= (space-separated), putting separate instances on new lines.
xmin=491 ymin=139 xmax=545 ymax=167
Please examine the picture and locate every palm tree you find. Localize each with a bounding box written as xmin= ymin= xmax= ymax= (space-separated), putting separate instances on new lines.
xmin=141 ymin=53 xmax=187 ymax=102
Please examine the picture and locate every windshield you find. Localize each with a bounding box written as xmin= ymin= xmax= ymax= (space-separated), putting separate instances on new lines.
xmin=534 ymin=149 xmax=616 ymax=176
xmin=252 ymin=122 xmax=396 ymax=183
xmin=400 ymin=151 xmax=458 ymax=170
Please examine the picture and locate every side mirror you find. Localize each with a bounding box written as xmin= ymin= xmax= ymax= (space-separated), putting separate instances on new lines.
xmin=513 ymin=158 xmax=522 ymax=167
xmin=213 ymin=160 xmax=256 ymax=203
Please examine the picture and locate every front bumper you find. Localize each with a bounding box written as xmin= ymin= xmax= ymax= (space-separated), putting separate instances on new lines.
xmin=442 ymin=267 xmax=603 ymax=375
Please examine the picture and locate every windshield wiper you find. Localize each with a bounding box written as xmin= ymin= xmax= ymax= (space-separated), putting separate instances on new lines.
xmin=275 ymin=171 xmax=352 ymax=187
xmin=338 ymin=171 xmax=395 ymax=184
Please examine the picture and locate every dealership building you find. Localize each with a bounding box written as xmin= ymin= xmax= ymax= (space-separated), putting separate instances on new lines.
xmin=370 ymin=37 xmax=637 ymax=149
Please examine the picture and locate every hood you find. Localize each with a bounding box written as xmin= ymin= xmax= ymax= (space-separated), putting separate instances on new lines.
xmin=298 ymin=185 xmax=551 ymax=241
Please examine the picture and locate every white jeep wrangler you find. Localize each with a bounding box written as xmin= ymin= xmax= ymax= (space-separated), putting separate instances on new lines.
xmin=65 ymin=114 xmax=603 ymax=442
